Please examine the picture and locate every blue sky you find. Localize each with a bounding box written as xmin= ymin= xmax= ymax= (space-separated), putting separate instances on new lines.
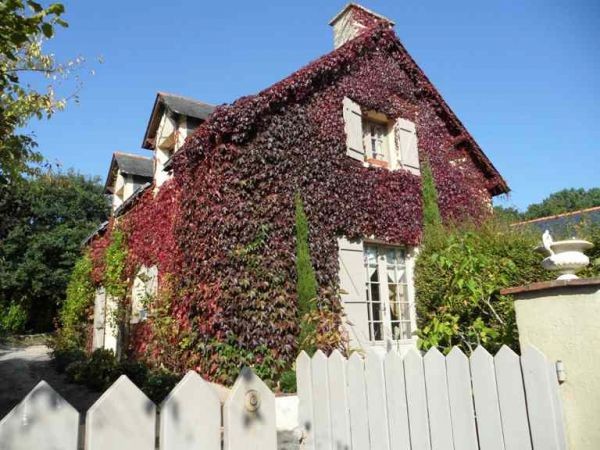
xmin=27 ymin=0 xmax=599 ymax=210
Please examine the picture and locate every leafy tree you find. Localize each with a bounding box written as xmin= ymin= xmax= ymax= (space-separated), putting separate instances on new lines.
xmin=493 ymin=205 xmax=522 ymax=222
xmin=0 ymin=171 xmax=108 ymax=333
xmin=0 ymin=1 xmax=85 ymax=185
xmin=524 ymin=188 xmax=600 ymax=220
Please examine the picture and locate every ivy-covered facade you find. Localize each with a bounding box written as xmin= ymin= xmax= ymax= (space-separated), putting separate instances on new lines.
xmin=77 ymin=4 xmax=507 ymax=384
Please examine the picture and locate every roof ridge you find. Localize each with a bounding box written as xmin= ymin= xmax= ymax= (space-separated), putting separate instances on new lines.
xmin=158 ymin=91 xmax=216 ymax=107
xmin=114 ymin=151 xmax=152 ymax=161
xmin=512 ymin=205 xmax=600 ymax=226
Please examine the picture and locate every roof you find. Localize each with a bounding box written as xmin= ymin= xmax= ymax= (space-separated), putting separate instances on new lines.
xmin=104 ymin=152 xmax=153 ymax=193
xmin=329 ymin=3 xmax=395 ymax=26
xmin=81 ymin=220 xmax=109 ymax=246
xmin=512 ymin=206 xmax=600 ymax=236
xmin=142 ymin=92 xmax=216 ymax=150
xmin=114 ymin=182 xmax=152 ymax=217
xmin=177 ymin=25 xmax=508 ymax=195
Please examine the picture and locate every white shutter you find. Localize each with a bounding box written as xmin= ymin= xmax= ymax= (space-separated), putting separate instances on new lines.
xmin=395 ymin=118 xmax=420 ymax=174
xmin=337 ymin=237 xmax=369 ymax=349
xmin=342 ymin=97 xmax=365 ymax=161
xmin=92 ymin=288 xmax=106 ymax=349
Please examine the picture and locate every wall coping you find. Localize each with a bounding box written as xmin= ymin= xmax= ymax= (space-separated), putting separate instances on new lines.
xmin=501 ymin=277 xmax=600 ymax=296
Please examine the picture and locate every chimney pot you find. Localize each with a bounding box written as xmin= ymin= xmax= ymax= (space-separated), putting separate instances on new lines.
xmin=329 ymin=3 xmax=394 ymax=49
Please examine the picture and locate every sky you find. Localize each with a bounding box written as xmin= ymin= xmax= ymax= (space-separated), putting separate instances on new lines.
xmin=26 ymin=0 xmax=599 ymax=211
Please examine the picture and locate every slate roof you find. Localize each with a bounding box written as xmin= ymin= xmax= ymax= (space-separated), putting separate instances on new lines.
xmin=142 ymin=92 xmax=216 ymax=150
xmin=104 ymin=152 xmax=153 ymax=193
xmin=513 ymin=206 xmax=600 ymax=237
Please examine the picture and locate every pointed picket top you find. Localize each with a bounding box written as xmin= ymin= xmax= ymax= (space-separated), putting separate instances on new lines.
xmin=423 ymin=347 xmax=453 ymax=450
xmin=160 ymin=371 xmax=221 ymax=450
xmin=424 ymin=346 xmax=445 ymax=363
xmin=311 ymin=349 xmax=332 ymax=450
xmin=86 ymin=375 xmax=156 ymax=450
xmin=224 ymin=367 xmax=276 ymax=450
xmin=494 ymin=344 xmax=518 ymax=363
xmin=471 ymin=345 xmax=493 ymax=363
xmin=296 ymin=350 xmax=311 ymax=367
xmin=0 ymin=380 xmax=79 ymax=450
xmin=328 ymin=348 xmax=346 ymax=364
xmin=402 ymin=348 xmax=431 ymax=450
xmin=447 ymin=346 xmax=468 ymax=364
xmin=348 ymin=350 xmax=364 ymax=367
xmin=313 ymin=348 xmax=328 ymax=365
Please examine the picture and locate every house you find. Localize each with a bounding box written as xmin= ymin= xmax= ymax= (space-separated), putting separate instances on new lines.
xmin=87 ymin=4 xmax=508 ymax=376
xmin=104 ymin=152 xmax=153 ymax=212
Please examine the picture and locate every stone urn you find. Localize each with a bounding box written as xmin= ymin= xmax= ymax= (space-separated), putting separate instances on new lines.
xmin=536 ymin=230 xmax=594 ymax=280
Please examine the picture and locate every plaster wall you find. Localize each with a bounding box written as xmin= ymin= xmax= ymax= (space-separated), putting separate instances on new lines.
xmin=514 ymin=284 xmax=600 ymax=450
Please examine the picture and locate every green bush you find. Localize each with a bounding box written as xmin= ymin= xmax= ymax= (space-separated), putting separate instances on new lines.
xmin=66 ymin=348 xmax=120 ymax=391
xmin=52 ymin=346 xmax=86 ymax=373
xmin=295 ymin=193 xmax=319 ymax=355
xmin=0 ymin=302 xmax=28 ymax=335
xmin=415 ymin=219 xmax=552 ymax=353
xmin=55 ymin=253 xmax=95 ymax=349
xmin=142 ymin=369 xmax=179 ymax=404
xmin=279 ymin=369 xmax=297 ymax=393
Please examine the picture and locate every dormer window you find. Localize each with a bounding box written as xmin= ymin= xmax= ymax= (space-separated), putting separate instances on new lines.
xmin=343 ymin=97 xmax=421 ymax=175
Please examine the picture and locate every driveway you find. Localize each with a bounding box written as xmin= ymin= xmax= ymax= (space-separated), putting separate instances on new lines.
xmin=0 ymin=342 xmax=101 ymax=418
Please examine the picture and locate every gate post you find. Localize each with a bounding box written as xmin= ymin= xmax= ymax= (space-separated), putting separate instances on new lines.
xmin=502 ymin=278 xmax=600 ymax=450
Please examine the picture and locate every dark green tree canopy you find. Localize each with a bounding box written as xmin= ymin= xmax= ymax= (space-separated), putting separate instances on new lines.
xmin=0 ymin=171 xmax=108 ymax=333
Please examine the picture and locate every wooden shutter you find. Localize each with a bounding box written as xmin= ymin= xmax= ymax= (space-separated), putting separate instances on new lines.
xmin=395 ymin=118 xmax=420 ymax=173
xmin=337 ymin=237 xmax=369 ymax=349
xmin=342 ymin=97 xmax=365 ymax=161
xmin=92 ymin=288 xmax=106 ymax=349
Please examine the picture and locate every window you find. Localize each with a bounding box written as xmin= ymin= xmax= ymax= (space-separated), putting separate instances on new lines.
xmin=364 ymin=245 xmax=412 ymax=342
xmin=363 ymin=119 xmax=390 ymax=162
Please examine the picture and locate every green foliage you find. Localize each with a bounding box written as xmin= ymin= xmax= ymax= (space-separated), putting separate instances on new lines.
xmin=279 ymin=369 xmax=297 ymax=393
xmin=493 ymin=205 xmax=522 ymax=223
xmin=0 ymin=171 xmax=108 ymax=332
xmin=415 ymin=220 xmax=552 ymax=353
xmin=0 ymin=1 xmax=86 ymax=185
xmin=524 ymin=188 xmax=600 ymax=220
xmin=65 ymin=348 xmax=119 ymax=391
xmin=421 ymin=161 xmax=442 ymax=233
xmin=55 ymin=253 xmax=95 ymax=348
xmin=103 ymin=230 xmax=128 ymax=300
xmin=0 ymin=301 xmax=28 ymax=334
xmin=295 ymin=193 xmax=319 ymax=354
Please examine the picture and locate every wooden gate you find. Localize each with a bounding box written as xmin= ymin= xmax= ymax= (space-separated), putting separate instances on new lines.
xmin=296 ymin=345 xmax=567 ymax=450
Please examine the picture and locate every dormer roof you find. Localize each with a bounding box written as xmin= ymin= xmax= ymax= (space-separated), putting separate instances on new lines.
xmin=142 ymin=92 xmax=216 ymax=150
xmin=104 ymin=152 xmax=153 ymax=193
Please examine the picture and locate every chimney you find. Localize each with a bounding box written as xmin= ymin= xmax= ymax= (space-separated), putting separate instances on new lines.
xmin=329 ymin=3 xmax=395 ymax=49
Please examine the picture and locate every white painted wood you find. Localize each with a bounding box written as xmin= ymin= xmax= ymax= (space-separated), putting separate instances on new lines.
xmin=445 ymin=347 xmax=477 ymax=450
xmin=223 ymin=367 xmax=276 ymax=450
xmin=160 ymin=371 xmax=220 ymax=450
xmin=470 ymin=346 xmax=504 ymax=450
xmin=343 ymin=97 xmax=364 ymax=161
xmin=383 ymin=350 xmax=411 ymax=450
xmin=365 ymin=350 xmax=391 ymax=450
xmin=424 ymin=348 xmax=454 ymax=450
xmin=347 ymin=352 xmax=370 ymax=450
xmin=547 ymin=361 xmax=567 ymax=450
xmin=327 ymin=350 xmax=351 ymax=449
xmin=395 ymin=118 xmax=420 ymax=173
xmin=403 ymin=349 xmax=431 ymax=450
xmin=296 ymin=351 xmax=315 ymax=450
xmin=494 ymin=346 xmax=532 ymax=450
xmin=311 ymin=350 xmax=332 ymax=450
xmin=86 ymin=375 xmax=156 ymax=450
xmin=521 ymin=345 xmax=560 ymax=450
xmin=0 ymin=381 xmax=79 ymax=450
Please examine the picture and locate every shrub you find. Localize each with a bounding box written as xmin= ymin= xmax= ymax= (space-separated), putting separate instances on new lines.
xmin=415 ymin=219 xmax=552 ymax=353
xmin=66 ymin=348 xmax=120 ymax=391
xmin=52 ymin=346 xmax=86 ymax=373
xmin=55 ymin=253 xmax=95 ymax=349
xmin=142 ymin=369 xmax=179 ymax=404
xmin=0 ymin=302 xmax=28 ymax=335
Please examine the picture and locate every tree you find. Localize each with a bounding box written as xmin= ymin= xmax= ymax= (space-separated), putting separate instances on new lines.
xmin=524 ymin=188 xmax=600 ymax=220
xmin=0 ymin=1 xmax=84 ymax=185
xmin=0 ymin=171 xmax=108 ymax=333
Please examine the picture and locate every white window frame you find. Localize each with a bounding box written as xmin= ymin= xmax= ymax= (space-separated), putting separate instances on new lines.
xmin=364 ymin=243 xmax=417 ymax=344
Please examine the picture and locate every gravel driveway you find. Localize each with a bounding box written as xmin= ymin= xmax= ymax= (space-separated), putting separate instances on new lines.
xmin=0 ymin=342 xmax=101 ymax=418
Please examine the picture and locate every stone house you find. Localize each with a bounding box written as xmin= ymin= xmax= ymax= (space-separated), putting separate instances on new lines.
xmin=89 ymin=4 xmax=508 ymax=372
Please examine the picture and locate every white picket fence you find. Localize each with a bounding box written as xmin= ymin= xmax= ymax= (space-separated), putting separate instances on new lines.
xmin=0 ymin=367 xmax=276 ymax=450
xmin=296 ymin=344 xmax=567 ymax=450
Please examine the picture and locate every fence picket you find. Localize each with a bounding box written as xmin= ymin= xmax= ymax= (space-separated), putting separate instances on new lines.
xmin=446 ymin=347 xmax=477 ymax=450
xmin=86 ymin=375 xmax=156 ymax=450
xmin=424 ymin=348 xmax=454 ymax=450
xmin=521 ymin=345 xmax=561 ymax=450
xmin=365 ymin=350 xmax=391 ymax=450
xmin=403 ymin=349 xmax=431 ymax=450
xmin=547 ymin=361 xmax=567 ymax=450
xmin=0 ymin=381 xmax=79 ymax=450
xmin=328 ymin=350 xmax=351 ymax=449
xmin=223 ymin=367 xmax=276 ymax=450
xmin=311 ymin=350 xmax=332 ymax=450
xmin=383 ymin=350 xmax=411 ymax=450
xmin=347 ymin=352 xmax=370 ymax=450
xmin=470 ymin=346 xmax=504 ymax=450
xmin=494 ymin=346 xmax=532 ymax=450
xmin=160 ymin=371 xmax=220 ymax=450
xmin=296 ymin=351 xmax=315 ymax=450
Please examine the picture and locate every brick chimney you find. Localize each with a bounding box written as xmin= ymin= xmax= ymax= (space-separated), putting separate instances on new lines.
xmin=329 ymin=3 xmax=395 ymax=49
